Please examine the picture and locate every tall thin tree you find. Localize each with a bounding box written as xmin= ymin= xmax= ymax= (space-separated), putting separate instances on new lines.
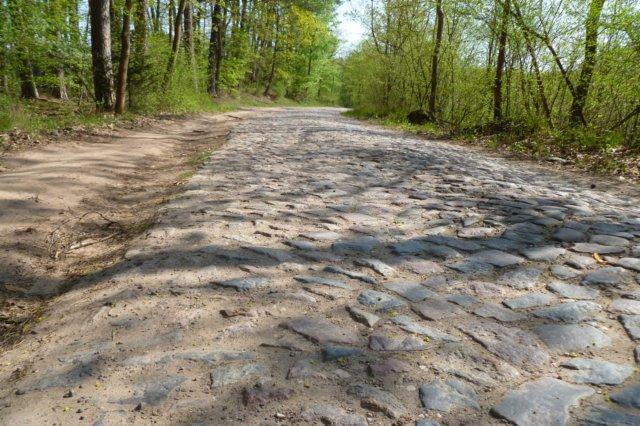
xmin=89 ymin=0 xmax=115 ymax=110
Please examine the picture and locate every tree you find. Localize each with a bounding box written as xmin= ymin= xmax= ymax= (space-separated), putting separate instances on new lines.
xmin=493 ymin=0 xmax=510 ymax=122
xmin=570 ymin=0 xmax=607 ymax=126
xmin=115 ymin=0 xmax=134 ymax=114
xmin=89 ymin=0 xmax=115 ymax=111
xmin=427 ymin=0 xmax=444 ymax=120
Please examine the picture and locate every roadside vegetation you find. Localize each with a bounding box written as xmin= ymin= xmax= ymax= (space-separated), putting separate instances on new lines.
xmin=0 ymin=0 xmax=342 ymax=137
xmin=342 ymin=0 xmax=640 ymax=178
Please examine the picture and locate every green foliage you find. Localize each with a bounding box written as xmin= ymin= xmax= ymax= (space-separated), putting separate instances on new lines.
xmin=342 ymin=0 xmax=640 ymax=153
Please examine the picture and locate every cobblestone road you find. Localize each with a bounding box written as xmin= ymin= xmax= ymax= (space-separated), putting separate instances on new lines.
xmin=2 ymin=108 xmax=640 ymax=425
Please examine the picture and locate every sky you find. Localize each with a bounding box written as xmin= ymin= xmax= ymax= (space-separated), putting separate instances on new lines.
xmin=335 ymin=0 xmax=367 ymax=56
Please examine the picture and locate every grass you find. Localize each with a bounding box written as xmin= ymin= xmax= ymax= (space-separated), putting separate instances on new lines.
xmin=0 ymin=92 xmax=329 ymax=153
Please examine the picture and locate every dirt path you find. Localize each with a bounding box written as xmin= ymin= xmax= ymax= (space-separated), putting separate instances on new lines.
xmin=1 ymin=108 xmax=640 ymax=425
xmin=0 ymin=110 xmax=251 ymax=343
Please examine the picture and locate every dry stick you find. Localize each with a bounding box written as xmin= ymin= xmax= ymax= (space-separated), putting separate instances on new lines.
xmin=67 ymin=233 xmax=119 ymax=252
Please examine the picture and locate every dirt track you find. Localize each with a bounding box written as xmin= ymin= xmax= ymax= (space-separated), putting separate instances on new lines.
xmin=1 ymin=108 xmax=640 ymax=425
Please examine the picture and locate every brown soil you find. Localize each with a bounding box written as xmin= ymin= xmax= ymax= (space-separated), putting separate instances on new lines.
xmin=0 ymin=111 xmax=248 ymax=347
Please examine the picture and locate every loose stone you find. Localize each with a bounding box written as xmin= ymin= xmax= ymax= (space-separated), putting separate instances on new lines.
xmin=332 ymin=236 xmax=380 ymax=254
xmin=354 ymin=258 xmax=395 ymax=276
xmin=419 ymin=379 xmax=479 ymax=412
xmin=446 ymin=294 xmax=479 ymax=309
xmin=590 ymin=234 xmax=630 ymax=247
xmin=445 ymin=260 xmax=494 ymax=277
xmin=347 ymin=384 xmax=408 ymax=419
xmin=346 ymin=305 xmax=380 ymax=327
xmin=565 ymin=253 xmax=597 ymax=269
xmin=615 ymin=257 xmax=640 ymax=272
xmin=583 ymin=406 xmax=640 ymax=426
xmin=491 ymin=377 xmax=593 ymax=426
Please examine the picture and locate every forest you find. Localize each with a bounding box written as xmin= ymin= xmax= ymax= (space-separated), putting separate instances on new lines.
xmin=0 ymin=0 xmax=341 ymax=128
xmin=1 ymin=0 xmax=639 ymax=166
xmin=342 ymin=0 xmax=640 ymax=166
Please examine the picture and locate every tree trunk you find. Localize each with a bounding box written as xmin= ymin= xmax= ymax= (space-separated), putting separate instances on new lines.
xmin=183 ymin=0 xmax=198 ymax=91
xmin=427 ymin=0 xmax=444 ymax=120
xmin=493 ymin=0 xmax=510 ymax=122
xmin=512 ymin=1 xmax=552 ymax=126
xmin=208 ymin=2 xmax=223 ymax=96
xmin=115 ymin=0 xmax=133 ymax=114
xmin=19 ymin=61 xmax=39 ymax=99
xmin=570 ymin=0 xmax=606 ymax=126
xmin=55 ymin=68 xmax=69 ymax=101
xmin=89 ymin=0 xmax=115 ymax=111
xmin=264 ymin=10 xmax=280 ymax=97
xmin=165 ymin=0 xmax=186 ymax=87
xmin=153 ymin=0 xmax=160 ymax=32
xmin=134 ymin=0 xmax=148 ymax=53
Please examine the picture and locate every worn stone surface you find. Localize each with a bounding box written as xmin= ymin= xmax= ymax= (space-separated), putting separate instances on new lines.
xmin=582 ymin=406 xmax=640 ymax=426
xmin=354 ymin=258 xmax=396 ymax=277
xmin=216 ymin=277 xmax=271 ymax=291
xmin=611 ymin=383 xmax=640 ymax=409
xmin=459 ymin=321 xmax=550 ymax=368
xmin=609 ymin=299 xmax=640 ymax=315
xmin=383 ymin=281 xmax=437 ymax=302
xmin=547 ymin=281 xmax=599 ymax=300
xmin=294 ymin=275 xmax=351 ymax=289
xmin=561 ymin=358 xmax=634 ymax=385
xmin=369 ymin=333 xmax=428 ymax=351
xmin=474 ymin=303 xmax=526 ymax=322
xmin=358 ymin=289 xmax=407 ymax=312
xmin=282 ymin=317 xmax=360 ymax=345
xmin=210 ymin=364 xmax=266 ymax=388
xmin=583 ymin=267 xmax=635 ymax=287
xmin=412 ymin=298 xmax=465 ymax=320
xmin=620 ymin=314 xmax=640 ymax=340
xmin=391 ymin=315 xmax=459 ymax=342
xmin=243 ymin=383 xmax=294 ymax=406
xmin=492 ymin=378 xmax=594 ymax=426
xmin=503 ymin=292 xmax=556 ymax=309
xmin=346 ymin=305 xmax=380 ymax=327
xmin=533 ymin=301 xmax=601 ymax=323
xmin=471 ymin=250 xmax=525 ymax=267
xmin=419 ymin=379 xmax=479 ymax=412
xmin=348 ymin=384 xmax=408 ymax=419
xmin=6 ymin=108 xmax=640 ymax=425
xmin=535 ymin=324 xmax=612 ymax=352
